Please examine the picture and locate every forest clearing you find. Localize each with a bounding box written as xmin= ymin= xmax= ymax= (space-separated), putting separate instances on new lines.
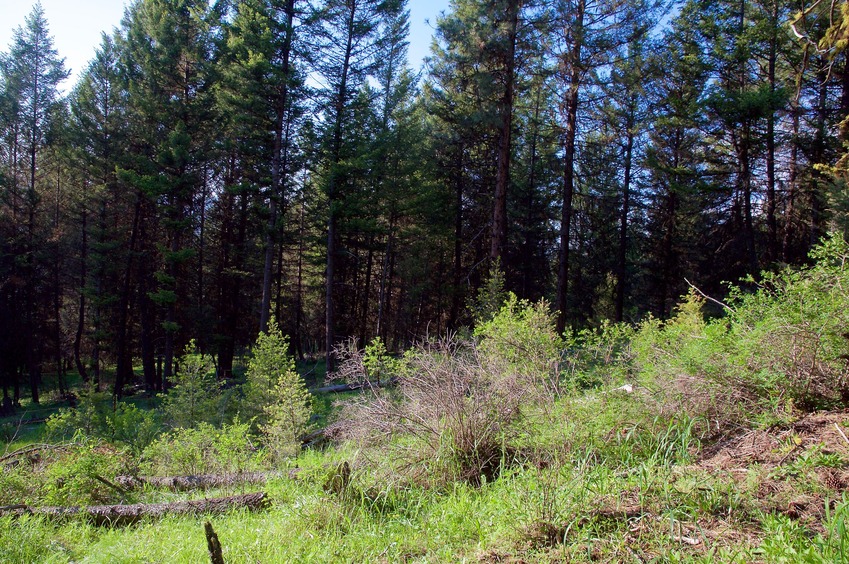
xmin=4 ymin=0 xmax=849 ymax=560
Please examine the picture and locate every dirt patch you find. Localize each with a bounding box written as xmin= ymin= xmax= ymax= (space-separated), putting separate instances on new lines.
xmin=697 ymin=410 xmax=849 ymax=470
xmin=476 ymin=550 xmax=530 ymax=564
xmin=692 ymin=410 xmax=849 ymax=536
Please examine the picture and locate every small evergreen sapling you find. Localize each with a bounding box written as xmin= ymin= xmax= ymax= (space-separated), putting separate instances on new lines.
xmin=160 ymin=341 xmax=221 ymax=429
xmin=245 ymin=318 xmax=312 ymax=460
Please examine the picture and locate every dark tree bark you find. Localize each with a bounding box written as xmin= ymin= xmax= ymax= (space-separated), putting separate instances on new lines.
xmin=615 ymin=107 xmax=635 ymax=323
xmin=325 ymin=0 xmax=357 ymax=373
xmin=490 ymin=0 xmax=521 ymax=263
xmin=556 ymin=0 xmax=584 ymax=334
xmin=260 ymin=0 xmax=297 ymax=334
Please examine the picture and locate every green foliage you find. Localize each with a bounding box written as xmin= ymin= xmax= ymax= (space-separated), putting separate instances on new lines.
xmin=243 ymin=318 xmax=312 ymax=460
xmin=242 ymin=319 xmax=295 ymax=422
xmin=633 ymin=234 xmax=849 ymax=427
xmin=726 ymin=234 xmax=849 ymax=410
xmin=475 ymin=293 xmax=564 ymax=392
xmin=563 ymin=320 xmax=635 ymax=390
xmin=106 ymin=403 xmax=161 ymax=453
xmin=0 ymin=464 xmax=32 ymax=506
xmin=45 ymin=387 xmax=161 ymax=452
xmin=140 ymin=419 xmax=262 ymax=476
xmin=469 ymin=260 xmax=508 ymax=324
xmin=43 ymin=443 xmax=132 ymax=506
xmin=159 ymin=340 xmax=222 ymax=429
xmin=45 ymin=384 xmax=113 ymax=440
xmin=362 ymin=337 xmax=399 ymax=384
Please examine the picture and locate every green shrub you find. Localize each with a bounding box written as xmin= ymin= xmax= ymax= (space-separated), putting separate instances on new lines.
xmin=140 ymin=419 xmax=262 ymax=476
xmin=633 ymin=233 xmax=849 ymax=428
xmin=725 ymin=234 xmax=849 ymax=410
xmin=107 ymin=403 xmax=161 ymax=452
xmin=562 ymin=319 xmax=635 ymax=390
xmin=0 ymin=465 xmax=33 ymax=506
xmin=475 ymin=293 xmax=565 ymax=394
xmin=45 ymin=384 xmax=113 ymax=441
xmin=469 ymin=261 xmax=507 ymax=324
xmin=362 ymin=337 xmax=399 ymax=385
xmin=43 ymin=442 xmax=133 ymax=506
xmin=45 ymin=388 xmax=161 ymax=451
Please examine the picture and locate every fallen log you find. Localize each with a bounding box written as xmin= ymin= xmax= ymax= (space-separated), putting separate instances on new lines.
xmin=0 ymin=443 xmax=78 ymax=465
xmin=309 ymin=382 xmax=363 ymax=394
xmin=114 ymin=471 xmax=293 ymax=491
xmin=309 ymin=377 xmax=397 ymax=395
xmin=0 ymin=492 xmax=269 ymax=526
xmin=301 ymin=427 xmax=327 ymax=448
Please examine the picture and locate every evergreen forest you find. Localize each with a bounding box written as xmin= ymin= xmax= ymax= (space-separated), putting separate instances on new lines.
xmin=4 ymin=0 xmax=849 ymax=561
xmin=3 ymin=0 xmax=848 ymax=401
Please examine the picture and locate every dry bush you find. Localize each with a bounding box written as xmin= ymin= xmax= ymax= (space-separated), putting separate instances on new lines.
xmin=330 ymin=336 xmax=550 ymax=487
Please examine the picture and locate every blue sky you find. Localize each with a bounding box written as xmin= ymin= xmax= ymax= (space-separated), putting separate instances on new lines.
xmin=0 ymin=0 xmax=452 ymax=90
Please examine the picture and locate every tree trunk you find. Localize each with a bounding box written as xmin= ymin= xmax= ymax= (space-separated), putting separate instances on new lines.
xmin=448 ymin=148 xmax=464 ymax=330
xmin=615 ymin=109 xmax=635 ymax=323
xmin=260 ymin=0 xmax=297 ymax=333
xmin=555 ymin=0 xmax=584 ymax=334
xmin=326 ymin=1 xmax=357 ymax=373
xmin=74 ymin=190 xmax=89 ymax=384
xmin=490 ymin=0 xmax=521 ymax=263
xmin=765 ymin=0 xmax=778 ymax=261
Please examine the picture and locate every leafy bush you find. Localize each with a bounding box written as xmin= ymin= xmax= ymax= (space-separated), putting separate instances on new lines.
xmin=633 ymin=234 xmax=849 ymax=428
xmin=631 ymin=290 xmax=749 ymax=428
xmin=46 ymin=387 xmax=161 ymax=451
xmin=107 ymin=403 xmax=161 ymax=452
xmin=562 ymin=320 xmax=636 ymax=390
xmin=45 ymin=384 xmax=113 ymax=440
xmin=140 ymin=419 xmax=262 ymax=476
xmin=333 ymin=336 xmax=403 ymax=386
xmin=159 ymin=341 xmax=222 ymax=429
xmin=43 ymin=442 xmax=133 ymax=506
xmin=0 ymin=464 xmax=33 ymax=506
xmin=474 ymin=294 xmax=565 ymax=395
xmin=725 ymin=234 xmax=849 ymax=410
xmin=362 ymin=337 xmax=400 ymax=385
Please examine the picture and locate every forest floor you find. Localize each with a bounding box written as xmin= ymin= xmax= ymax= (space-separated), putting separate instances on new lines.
xmin=2 ymin=385 xmax=848 ymax=563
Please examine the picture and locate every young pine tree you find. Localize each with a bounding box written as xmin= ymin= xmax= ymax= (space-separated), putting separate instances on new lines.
xmin=244 ymin=318 xmax=311 ymax=460
xmin=160 ymin=341 xmax=221 ymax=429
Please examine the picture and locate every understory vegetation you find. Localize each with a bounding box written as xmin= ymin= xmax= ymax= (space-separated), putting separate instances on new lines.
xmin=3 ymin=236 xmax=849 ymax=562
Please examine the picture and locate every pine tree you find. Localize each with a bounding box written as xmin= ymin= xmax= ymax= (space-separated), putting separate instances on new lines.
xmin=215 ymin=0 xmax=306 ymax=376
xmin=0 ymin=3 xmax=69 ymax=403
xmin=118 ymin=0 xmax=220 ymax=387
xmin=67 ymin=33 xmax=133 ymax=391
xmin=309 ymin=0 xmax=406 ymax=370
xmin=643 ymin=5 xmax=713 ymax=316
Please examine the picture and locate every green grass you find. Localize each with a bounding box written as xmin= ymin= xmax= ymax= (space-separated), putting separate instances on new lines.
xmin=3 ymin=390 xmax=847 ymax=563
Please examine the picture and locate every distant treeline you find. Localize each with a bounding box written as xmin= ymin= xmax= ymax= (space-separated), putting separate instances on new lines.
xmin=1 ymin=0 xmax=848 ymax=401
